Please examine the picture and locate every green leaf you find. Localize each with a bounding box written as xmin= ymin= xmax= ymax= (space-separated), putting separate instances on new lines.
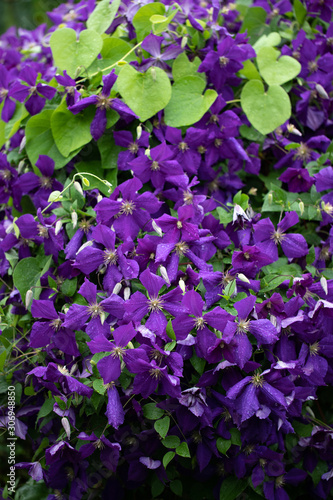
xmin=233 ymin=191 xmax=249 ymax=210
xmin=229 ymin=428 xmax=242 ymax=446
xmin=253 ymin=32 xmax=281 ymax=52
xmin=4 ymin=102 xmax=29 ymax=140
xmin=164 ymin=75 xmax=217 ymax=127
xmin=51 ymin=99 xmax=93 ymax=157
xmin=241 ymin=80 xmax=291 ymax=135
xmin=257 ymin=47 xmax=301 ymax=86
xmin=13 ymin=257 xmax=42 ymax=303
xmin=306 ymin=245 xmax=316 ymax=265
xmin=98 ymin=133 xmax=122 ymax=169
xmin=54 ymin=396 xmax=67 ymax=410
xmin=50 ymin=28 xmax=103 ymax=78
xmin=163 ymin=451 xmax=175 ymax=469
xmin=190 ymin=352 xmax=206 ymax=374
xmin=166 ymin=319 xmax=176 ymax=340
xmin=61 ymin=278 xmax=78 ymax=297
xmin=0 ymin=349 xmax=7 ymax=372
xmin=93 ymin=379 xmax=107 ymax=395
xmin=87 ymin=0 xmax=121 ymax=34
xmin=220 ymin=477 xmax=248 ymax=500
xmin=117 ymin=64 xmax=172 ymax=121
xmin=162 ymin=435 xmax=181 ymax=448
xmin=170 ymin=480 xmax=183 ymax=497
xmin=216 ymin=438 xmax=231 ymax=455
xmin=240 ymin=7 xmax=268 ymax=42
xmin=176 ymin=441 xmax=191 ymax=457
xmin=151 ymin=7 xmax=178 ymax=34
xmin=260 ymin=274 xmax=290 ymax=292
xmin=142 ymin=403 xmax=164 ymax=420
xmin=37 ymin=398 xmax=54 ymax=420
xmin=239 ymin=125 xmax=265 ymax=143
xmin=172 ymin=53 xmax=205 ymax=82
xmin=88 ymin=37 xmax=136 ymax=76
xmin=293 ymin=421 xmax=313 ymax=437
xmin=75 ymin=161 xmax=111 ymax=197
xmin=25 ymin=110 xmax=78 ymax=169
xmin=239 ymin=60 xmax=262 ymax=81
xmin=132 ymin=3 xmax=165 ymax=41
xmin=216 ymin=206 xmax=233 ymax=225
xmin=294 ymin=0 xmax=307 ymax=25
xmin=154 ymin=416 xmax=170 ymax=439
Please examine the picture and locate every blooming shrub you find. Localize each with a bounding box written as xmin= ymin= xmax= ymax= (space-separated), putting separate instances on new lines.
xmin=0 ymin=0 xmax=333 ymax=499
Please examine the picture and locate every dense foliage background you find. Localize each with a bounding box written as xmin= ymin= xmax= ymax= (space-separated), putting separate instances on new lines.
xmin=0 ymin=0 xmax=333 ymax=499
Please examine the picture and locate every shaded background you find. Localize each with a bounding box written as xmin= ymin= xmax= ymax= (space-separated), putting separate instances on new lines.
xmin=0 ymin=0 xmax=61 ymax=34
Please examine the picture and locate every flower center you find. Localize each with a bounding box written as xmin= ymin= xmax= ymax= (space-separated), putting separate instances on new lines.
xmin=149 ymin=367 xmax=163 ymax=379
xmin=251 ymin=373 xmax=264 ymax=387
xmin=237 ymin=319 xmax=250 ymax=334
xmin=93 ymin=439 xmax=105 ymax=450
xmin=79 ymin=219 xmax=91 ymax=233
xmin=96 ymin=95 xmax=112 ymax=110
xmin=175 ymin=241 xmax=189 ymax=256
xmin=128 ymin=142 xmax=138 ymax=154
xmin=88 ymin=303 xmax=104 ymax=318
xmin=0 ymin=88 xmax=8 ymax=99
xmin=0 ymin=169 xmax=11 ymax=181
xmin=183 ymin=191 xmax=193 ymax=204
xmin=321 ymin=202 xmax=333 ymax=216
xmin=104 ymin=249 xmax=117 ymax=265
xmin=198 ymin=145 xmax=206 ymax=153
xmin=178 ymin=141 xmax=189 ymax=152
xmin=219 ymin=56 xmax=229 ymax=67
xmin=151 ymin=161 xmax=160 ymax=171
xmin=194 ymin=316 xmax=207 ymax=330
xmin=39 ymin=176 xmax=53 ymax=189
xmin=214 ymin=138 xmax=222 ymax=148
xmin=57 ymin=365 xmax=70 ymax=376
xmin=148 ymin=296 xmax=164 ymax=312
xmin=308 ymin=60 xmax=318 ymax=73
xmin=37 ymin=224 xmax=49 ymax=238
xmin=309 ymin=341 xmax=320 ymax=356
xmin=271 ymin=229 xmax=286 ymax=245
xmin=149 ymin=349 xmax=165 ymax=363
xmin=51 ymin=318 xmax=62 ymax=331
xmin=111 ymin=346 xmax=126 ymax=358
xmin=119 ymin=200 xmax=136 ymax=215
xmin=294 ymin=142 xmax=311 ymax=161
xmin=275 ymin=475 xmax=286 ymax=488
xmin=177 ymin=220 xmax=183 ymax=229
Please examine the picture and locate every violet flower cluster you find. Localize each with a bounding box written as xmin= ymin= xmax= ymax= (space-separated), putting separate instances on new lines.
xmin=0 ymin=1 xmax=333 ymax=499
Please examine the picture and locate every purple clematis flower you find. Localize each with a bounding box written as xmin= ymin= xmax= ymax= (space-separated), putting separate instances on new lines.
xmin=77 ymin=432 xmax=121 ymax=471
xmin=55 ymin=70 xmax=80 ymax=106
xmin=114 ymin=129 xmax=150 ymax=171
xmin=9 ymin=65 xmax=56 ymax=115
xmin=0 ymin=64 xmax=16 ymax=122
xmin=253 ymin=211 xmax=308 ymax=262
xmin=69 ymin=70 xmax=138 ymax=141
xmin=63 ymin=278 xmax=124 ymax=339
xmin=140 ymin=34 xmax=183 ymax=72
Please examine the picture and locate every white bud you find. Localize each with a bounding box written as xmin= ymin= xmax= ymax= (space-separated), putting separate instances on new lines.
xmin=160 ymin=265 xmax=170 ymax=284
xmin=25 ymin=289 xmax=33 ymax=309
xmin=76 ymin=240 xmax=93 ymax=255
xmin=100 ymin=311 xmax=106 ymax=325
xmin=124 ymin=287 xmax=131 ymax=300
xmin=55 ymin=220 xmax=63 ymax=235
xmin=181 ymin=36 xmax=188 ymax=49
xmin=63 ymin=305 xmax=70 ymax=314
xmin=112 ymin=282 xmax=122 ymax=295
xmin=5 ymin=223 xmax=14 ymax=234
xmin=18 ymin=160 xmax=25 ymax=173
xmin=19 ymin=136 xmax=26 ymax=153
xmin=237 ymin=273 xmax=250 ymax=284
xmin=73 ymin=181 xmax=84 ymax=196
xmin=97 ymin=194 xmax=103 ymax=203
xmin=233 ymin=204 xmax=250 ymax=223
xmin=316 ymin=83 xmax=329 ymax=100
xmin=61 ymin=417 xmax=71 ymax=439
xmin=287 ymin=123 xmax=302 ymax=136
xmin=152 ymin=220 xmax=163 ymax=237
xmin=299 ymin=201 xmax=305 ymax=216
xmin=267 ymin=192 xmax=273 ymax=205
xmin=71 ymin=211 xmax=78 ymax=228
xmin=179 ymin=278 xmax=186 ymax=293
xmin=320 ymin=276 xmax=328 ymax=295
xmin=127 ymin=341 xmax=134 ymax=349
xmin=136 ymin=124 xmax=142 ymax=140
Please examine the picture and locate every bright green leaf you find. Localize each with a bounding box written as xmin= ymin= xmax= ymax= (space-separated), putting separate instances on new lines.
xmin=163 ymin=451 xmax=175 ymax=469
xmin=117 ymin=64 xmax=172 ymax=121
xmin=37 ymin=398 xmax=54 ymax=421
xmin=132 ymin=3 xmax=166 ymax=41
xmin=294 ymin=0 xmax=307 ymax=25
xmin=172 ymin=52 xmax=205 ymax=81
xmin=257 ymin=47 xmax=301 ymax=86
xmin=0 ymin=350 xmax=7 ymax=372
xmin=50 ymin=28 xmax=103 ymax=78
xmin=164 ymin=75 xmax=217 ymax=127
xmin=216 ymin=438 xmax=231 ymax=455
xmin=60 ymin=278 xmax=78 ymax=297
xmin=166 ymin=319 xmax=176 ymax=340
xmin=176 ymin=441 xmax=191 ymax=457
xmin=13 ymin=257 xmax=42 ymax=303
xmin=239 ymin=60 xmax=262 ymax=81
xmin=142 ymin=403 xmax=164 ymax=420
xmin=162 ymin=435 xmax=181 ymax=448
xmin=240 ymin=7 xmax=268 ymax=42
xmin=241 ymin=80 xmax=291 ymax=135
xmin=75 ymin=161 xmax=111 ymax=197
xmin=253 ymin=32 xmax=281 ymax=53
xmin=154 ymin=416 xmax=170 ymax=439
xmin=51 ymin=99 xmax=93 ymax=157
xmin=93 ymin=379 xmax=107 ymax=395
xmin=87 ymin=0 xmax=121 ymax=34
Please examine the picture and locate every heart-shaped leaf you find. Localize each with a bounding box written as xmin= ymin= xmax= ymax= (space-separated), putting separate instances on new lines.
xmin=257 ymin=47 xmax=301 ymax=86
xmin=241 ymin=79 xmax=291 ymax=135
xmin=50 ymin=28 xmax=103 ymax=78
xmin=117 ymin=64 xmax=171 ymax=121
xmin=164 ymin=75 xmax=217 ymax=127
xmin=253 ymin=32 xmax=281 ymax=53
xmin=87 ymin=0 xmax=121 ymax=34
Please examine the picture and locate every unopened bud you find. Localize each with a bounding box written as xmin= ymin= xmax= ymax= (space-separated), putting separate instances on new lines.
xmin=18 ymin=160 xmax=25 ymax=173
xmin=267 ymin=192 xmax=273 ymax=205
xmin=55 ymin=220 xmax=63 ymax=235
xmin=5 ymin=223 xmax=14 ymax=234
xmin=63 ymin=305 xmax=70 ymax=314
xmin=97 ymin=194 xmax=103 ymax=203
xmin=71 ymin=211 xmax=78 ymax=228
xmin=73 ymin=181 xmax=84 ymax=196
xmin=76 ymin=240 xmax=93 ymax=255
xmin=237 ymin=273 xmax=250 ymax=284
xmin=152 ymin=220 xmax=163 ymax=237
xmin=181 ymin=36 xmax=188 ymax=49
xmin=100 ymin=311 xmax=106 ymax=325
xmin=287 ymin=123 xmax=302 ymax=136
xmin=316 ymin=83 xmax=329 ymax=100
xmin=299 ymin=201 xmax=304 ymax=216
xmin=124 ymin=287 xmax=131 ymax=300
xmin=127 ymin=341 xmax=134 ymax=349
xmin=112 ymin=282 xmax=122 ymax=295
xmin=19 ymin=136 xmax=26 ymax=153
xmin=179 ymin=278 xmax=186 ymax=293
xmin=25 ymin=289 xmax=33 ymax=309
xmin=61 ymin=417 xmax=71 ymax=439
xmin=136 ymin=124 xmax=142 ymax=140
xmin=248 ymin=187 xmax=257 ymax=196
xmin=160 ymin=265 xmax=170 ymax=284
xmin=82 ymin=177 xmax=90 ymax=187
xmin=48 ymin=190 xmax=63 ymax=202
xmin=320 ymin=276 xmax=328 ymax=295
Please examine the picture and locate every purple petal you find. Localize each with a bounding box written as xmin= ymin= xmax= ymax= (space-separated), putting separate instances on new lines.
xmin=249 ymin=319 xmax=279 ymax=345
xmin=281 ymin=234 xmax=308 ymax=258
xmin=97 ymin=355 xmax=121 ymax=383
xmin=105 ymin=385 xmax=124 ymax=429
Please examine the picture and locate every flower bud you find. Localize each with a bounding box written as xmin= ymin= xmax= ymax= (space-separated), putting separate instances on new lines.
xmin=315 ymin=83 xmax=329 ymax=100
xmin=71 ymin=211 xmax=78 ymax=229
xmin=124 ymin=287 xmax=131 ymax=300
xmin=82 ymin=177 xmax=90 ymax=186
xmin=181 ymin=36 xmax=188 ymax=49
xmin=18 ymin=160 xmax=25 ymax=173
xmin=48 ymin=190 xmax=63 ymax=202
xmin=100 ymin=311 xmax=106 ymax=325
xmin=267 ymin=192 xmax=273 ymax=205
xmin=136 ymin=124 xmax=142 ymax=140
xmin=112 ymin=283 xmax=122 ymax=295
xmin=237 ymin=273 xmax=250 ymax=284
xmin=76 ymin=240 xmax=93 ymax=255
xmin=19 ymin=136 xmax=26 ymax=153
xmin=73 ymin=181 xmax=84 ymax=196
xmin=320 ymin=276 xmax=328 ymax=295
xmin=299 ymin=201 xmax=304 ymax=216
xmin=55 ymin=220 xmax=63 ymax=235
xmin=97 ymin=194 xmax=103 ymax=203
xmin=179 ymin=278 xmax=186 ymax=293
xmin=160 ymin=265 xmax=170 ymax=284
xmin=61 ymin=417 xmax=71 ymax=439
xmin=25 ymin=289 xmax=33 ymax=309
xmin=152 ymin=220 xmax=163 ymax=236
